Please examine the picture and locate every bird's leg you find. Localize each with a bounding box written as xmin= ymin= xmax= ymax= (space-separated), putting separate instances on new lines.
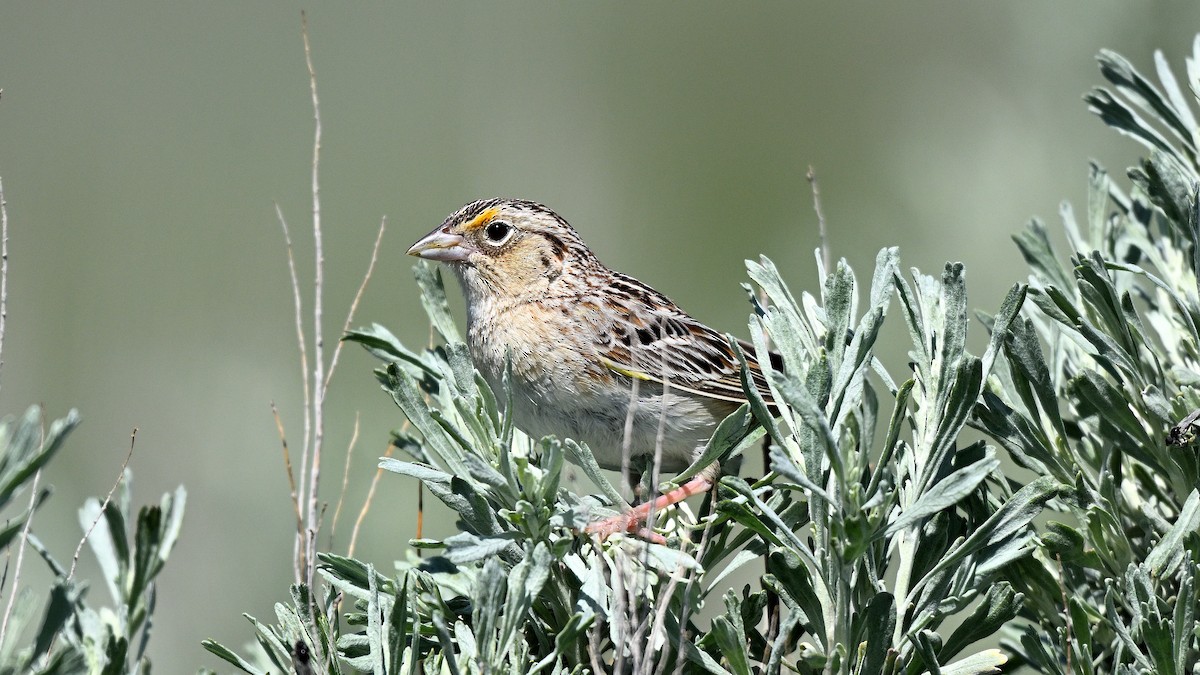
xmin=626 ymin=461 xmax=652 ymax=503
xmin=583 ymin=476 xmax=712 ymax=541
xmin=584 ymin=462 xmax=720 ymax=541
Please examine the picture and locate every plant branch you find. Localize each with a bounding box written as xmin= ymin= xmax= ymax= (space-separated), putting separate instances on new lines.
xmin=348 ymin=434 xmax=400 ymax=559
xmin=807 ymin=166 xmax=831 ymax=273
xmin=68 ymin=428 xmax=137 ymax=582
xmin=0 ymin=468 xmax=39 ymax=645
xmin=329 ymin=411 xmax=359 ymax=549
xmin=275 ymin=201 xmax=311 ymax=586
xmin=301 ymin=10 xmax=325 ymax=604
xmin=324 ymin=216 xmax=387 ymax=397
xmin=0 ymin=176 xmax=9 ymax=395
xmin=273 ymin=401 xmax=305 ymax=582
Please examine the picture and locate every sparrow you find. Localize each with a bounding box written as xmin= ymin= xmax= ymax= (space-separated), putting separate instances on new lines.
xmin=408 ymin=198 xmax=775 ymax=536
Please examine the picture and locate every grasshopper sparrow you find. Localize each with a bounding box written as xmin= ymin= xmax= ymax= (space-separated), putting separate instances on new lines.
xmin=408 ymin=198 xmax=775 ymax=536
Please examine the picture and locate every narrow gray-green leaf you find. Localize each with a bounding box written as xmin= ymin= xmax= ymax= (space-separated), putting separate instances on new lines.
xmin=886 ymin=455 xmax=1000 ymax=537
xmin=914 ymin=475 xmax=1060 ymax=595
xmin=710 ymin=616 xmax=752 ymax=675
xmin=939 ymin=583 xmax=1022 ymax=661
xmin=413 ymin=261 xmax=462 ymax=344
xmin=1086 ymin=87 xmax=1174 ymax=156
xmin=561 ymin=438 xmax=626 ymax=507
xmin=674 ymin=403 xmax=756 ymax=485
xmin=860 ymin=592 xmax=895 ymax=675
xmin=379 ymin=459 xmax=452 ymax=485
xmin=384 ymin=364 xmax=471 ymax=477
xmin=443 ymin=531 xmax=519 ymax=564
xmin=344 ymin=323 xmax=442 ymax=380
xmin=366 ymin=564 xmax=386 ymax=675
xmin=980 ymin=284 xmax=1026 ymax=378
xmin=937 ymin=649 xmax=1008 ymax=675
xmin=201 ymin=640 xmax=268 ymax=675
xmin=1144 ymin=488 xmax=1200 ymax=576
xmin=822 ymin=261 xmax=855 ymax=368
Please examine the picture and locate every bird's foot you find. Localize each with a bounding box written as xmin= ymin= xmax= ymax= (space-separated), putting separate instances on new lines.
xmin=584 ymin=476 xmax=713 ymax=542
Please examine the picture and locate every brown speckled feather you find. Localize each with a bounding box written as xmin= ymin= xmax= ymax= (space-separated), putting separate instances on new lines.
xmin=593 ymin=271 xmax=778 ymax=406
xmin=409 ymin=197 xmax=779 ymax=473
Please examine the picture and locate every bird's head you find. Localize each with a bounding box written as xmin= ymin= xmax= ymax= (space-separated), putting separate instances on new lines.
xmin=408 ymin=198 xmax=595 ymax=303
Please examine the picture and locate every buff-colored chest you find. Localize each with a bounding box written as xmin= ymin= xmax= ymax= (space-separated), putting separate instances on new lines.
xmin=462 ymin=296 xmax=725 ymax=471
xmin=465 ymin=298 xmax=609 ymax=398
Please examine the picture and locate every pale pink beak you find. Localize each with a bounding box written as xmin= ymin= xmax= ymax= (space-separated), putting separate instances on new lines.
xmin=407 ymin=228 xmax=473 ymax=262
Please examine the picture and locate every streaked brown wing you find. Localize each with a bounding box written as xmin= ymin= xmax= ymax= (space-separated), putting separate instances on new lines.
xmin=594 ymin=273 xmax=777 ymax=406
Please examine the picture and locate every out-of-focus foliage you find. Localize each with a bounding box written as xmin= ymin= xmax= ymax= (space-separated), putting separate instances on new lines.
xmin=0 ymin=407 xmax=185 ymax=674
xmin=975 ymin=38 xmax=1200 ymax=674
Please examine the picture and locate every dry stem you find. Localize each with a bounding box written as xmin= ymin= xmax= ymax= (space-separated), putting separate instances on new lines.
xmin=668 ymin=504 xmax=717 ymax=675
xmin=301 ymin=11 xmax=325 ymax=605
xmin=348 ymin=433 xmax=401 ymax=558
xmin=270 ymin=11 xmax=390 ymax=659
xmin=0 ymin=177 xmax=9 ymax=393
xmin=329 ymin=411 xmax=360 ymax=548
xmin=68 ymin=428 xmax=138 ymax=582
xmin=324 ymin=216 xmax=387 ymax=397
xmin=0 ymin=469 xmax=39 ymax=645
xmin=807 ymin=165 xmax=831 ymax=273
xmin=273 ymin=401 xmax=305 ymax=581
xmin=275 ymin=201 xmax=311 ymax=585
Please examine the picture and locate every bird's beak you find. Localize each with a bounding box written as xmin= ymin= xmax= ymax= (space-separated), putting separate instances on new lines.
xmin=407 ymin=228 xmax=473 ymax=262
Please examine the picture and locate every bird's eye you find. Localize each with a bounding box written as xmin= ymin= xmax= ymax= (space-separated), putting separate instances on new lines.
xmin=484 ymin=220 xmax=513 ymax=244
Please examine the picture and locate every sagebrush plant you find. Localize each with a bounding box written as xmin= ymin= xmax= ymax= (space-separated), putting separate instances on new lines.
xmin=207 ymin=248 xmax=1043 ymax=675
xmin=975 ymin=40 xmax=1200 ymax=673
xmin=204 ymin=37 xmax=1200 ymax=675
xmin=0 ymin=407 xmax=186 ymax=675
xmin=0 ymin=180 xmax=185 ymax=673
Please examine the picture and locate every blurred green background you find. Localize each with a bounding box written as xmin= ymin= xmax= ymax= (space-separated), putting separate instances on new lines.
xmin=2 ymin=2 xmax=1199 ymax=668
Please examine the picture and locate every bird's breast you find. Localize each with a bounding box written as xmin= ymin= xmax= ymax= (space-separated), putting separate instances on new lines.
xmin=463 ymin=301 xmax=726 ymax=471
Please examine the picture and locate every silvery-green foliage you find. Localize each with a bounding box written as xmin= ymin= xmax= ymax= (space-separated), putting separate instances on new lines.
xmin=975 ymin=38 xmax=1200 ymax=674
xmin=714 ymin=251 xmax=1052 ymax=675
xmin=254 ymin=241 xmax=1047 ymax=675
xmin=0 ymin=407 xmax=185 ymax=675
xmin=206 ymin=36 xmax=1200 ymax=675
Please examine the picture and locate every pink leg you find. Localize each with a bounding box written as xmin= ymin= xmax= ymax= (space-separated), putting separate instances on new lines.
xmin=584 ymin=476 xmax=713 ymax=540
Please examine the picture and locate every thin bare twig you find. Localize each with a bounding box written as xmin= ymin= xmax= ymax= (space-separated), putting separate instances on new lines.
xmin=647 ymin=441 xmax=712 ymax=674
xmin=0 ymin=177 xmax=9 ymax=394
xmin=273 ymin=402 xmax=305 ymax=581
xmin=329 ymin=412 xmax=360 ymax=548
xmin=1057 ymin=554 xmax=1072 ymax=675
xmin=634 ymin=325 xmax=675 ymax=675
xmin=323 ymin=216 xmax=387 ymax=397
xmin=347 ymin=306 xmax=424 ymax=559
xmin=301 ymin=10 xmax=325 ymax=604
xmin=670 ymin=504 xmax=717 ymax=675
xmin=807 ymin=166 xmax=831 ymax=273
xmin=348 ymin=435 xmax=400 ymax=558
xmin=416 ymin=478 xmax=424 ymax=545
xmin=275 ymin=201 xmax=311 ymax=585
xmin=611 ymin=551 xmax=629 ymax=675
xmin=644 ymin=321 xmax=672 ymax=539
xmin=69 ymin=428 xmax=138 ymax=581
xmin=589 ymin=600 xmax=605 ymax=674
xmin=0 ymin=468 xmax=40 ymax=645
xmin=619 ymin=378 xmax=640 ymax=504
xmin=345 ymin=255 xmax=427 ymax=557
xmin=330 ymin=412 xmax=359 ymax=618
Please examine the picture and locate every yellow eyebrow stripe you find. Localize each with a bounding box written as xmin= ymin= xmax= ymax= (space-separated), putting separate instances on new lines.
xmin=463 ymin=207 xmax=500 ymax=232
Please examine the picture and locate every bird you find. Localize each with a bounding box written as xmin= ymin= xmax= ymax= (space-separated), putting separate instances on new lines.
xmin=407 ymin=198 xmax=776 ymax=538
